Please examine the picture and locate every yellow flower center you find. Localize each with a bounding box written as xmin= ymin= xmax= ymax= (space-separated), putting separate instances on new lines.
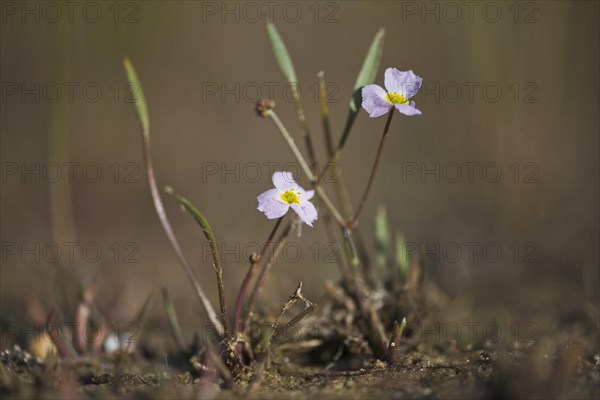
xmin=385 ymin=91 xmax=408 ymax=105
xmin=280 ymin=190 xmax=300 ymax=204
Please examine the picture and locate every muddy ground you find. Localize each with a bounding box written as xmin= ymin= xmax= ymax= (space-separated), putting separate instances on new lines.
xmin=1 ymin=335 xmax=598 ymax=399
xmin=1 ymin=276 xmax=598 ymax=400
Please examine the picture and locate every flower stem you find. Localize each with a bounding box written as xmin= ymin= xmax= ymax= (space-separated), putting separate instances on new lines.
xmin=350 ymin=110 xmax=395 ymax=228
xmin=317 ymin=72 xmax=357 ymax=220
xmin=242 ymin=219 xmax=294 ymax=332
xmin=294 ymin=96 xmax=318 ymax=172
xmin=266 ymin=110 xmax=347 ymax=228
xmin=317 ymin=71 xmax=335 ymax=157
xmin=233 ymin=216 xmax=284 ymax=334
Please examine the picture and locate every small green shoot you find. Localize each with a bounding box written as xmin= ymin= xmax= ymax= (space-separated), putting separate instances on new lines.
xmin=395 ymin=233 xmax=410 ymax=282
xmin=375 ymin=206 xmax=391 ymax=267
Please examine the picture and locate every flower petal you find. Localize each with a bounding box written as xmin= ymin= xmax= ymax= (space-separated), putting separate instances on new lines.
xmin=257 ymin=188 xmax=278 ymax=204
xmin=361 ymin=84 xmax=392 ymax=118
xmin=291 ymin=202 xmax=318 ymax=227
xmin=384 ymin=68 xmax=422 ymax=99
xmin=295 ymin=187 xmax=314 ymax=201
xmin=258 ymin=198 xmax=289 ymax=219
xmin=394 ymin=102 xmax=422 ymax=116
xmin=272 ymin=171 xmax=296 ymax=191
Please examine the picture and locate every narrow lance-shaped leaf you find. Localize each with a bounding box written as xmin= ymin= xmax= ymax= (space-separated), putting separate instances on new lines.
xmin=339 ymin=28 xmax=385 ymax=149
xmin=375 ymin=205 xmax=391 ymax=267
xmin=266 ymin=21 xmax=317 ymax=167
xmin=122 ymin=57 xmax=224 ymax=337
xmin=395 ymin=233 xmax=409 ymax=282
xmin=266 ymin=21 xmax=299 ymax=100
xmin=123 ymin=58 xmax=149 ymax=138
xmin=164 ymin=187 xmax=231 ymax=337
xmin=161 ymin=287 xmax=186 ymax=352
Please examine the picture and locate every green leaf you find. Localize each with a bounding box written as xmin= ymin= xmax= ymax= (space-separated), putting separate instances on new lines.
xmin=399 ymin=317 xmax=407 ymax=336
xmin=375 ymin=205 xmax=391 ymax=267
xmin=123 ymin=57 xmax=149 ymax=138
xmin=164 ymin=186 xmax=218 ymax=250
xmin=351 ymin=28 xmax=385 ymax=111
xmin=266 ymin=21 xmax=299 ymax=100
xmin=164 ymin=186 xmax=231 ymax=336
xmin=161 ymin=287 xmax=185 ymax=352
xmin=339 ymin=28 xmax=385 ymax=149
xmin=395 ymin=233 xmax=409 ymax=281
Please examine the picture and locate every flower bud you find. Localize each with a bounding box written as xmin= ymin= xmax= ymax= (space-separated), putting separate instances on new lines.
xmin=255 ymin=98 xmax=275 ymax=117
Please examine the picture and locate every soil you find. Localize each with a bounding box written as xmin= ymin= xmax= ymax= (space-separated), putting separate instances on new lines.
xmin=1 ymin=336 xmax=598 ymax=399
xmin=1 ymin=280 xmax=599 ymax=400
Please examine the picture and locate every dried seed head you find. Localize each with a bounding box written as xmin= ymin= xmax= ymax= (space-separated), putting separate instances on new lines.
xmin=255 ymin=98 xmax=275 ymax=117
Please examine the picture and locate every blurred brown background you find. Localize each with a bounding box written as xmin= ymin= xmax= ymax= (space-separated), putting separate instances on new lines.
xmin=1 ymin=1 xmax=598 ymax=348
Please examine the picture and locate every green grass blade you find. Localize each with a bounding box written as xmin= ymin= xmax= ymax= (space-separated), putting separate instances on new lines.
xmin=351 ymin=28 xmax=385 ymax=111
xmin=339 ymin=28 xmax=385 ymax=149
xmin=165 ymin=187 xmax=216 ymax=243
xmin=164 ymin=187 xmax=231 ymax=337
xmin=375 ymin=205 xmax=391 ymax=267
xmin=395 ymin=233 xmax=409 ymax=282
xmin=161 ymin=287 xmax=186 ymax=352
xmin=123 ymin=57 xmax=149 ymax=138
xmin=122 ymin=58 xmax=224 ymax=338
xmin=266 ymin=21 xmax=317 ymax=168
xmin=266 ymin=21 xmax=298 ymax=94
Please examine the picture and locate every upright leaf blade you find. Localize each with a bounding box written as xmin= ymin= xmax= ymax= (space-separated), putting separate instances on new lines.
xmin=266 ymin=21 xmax=298 ymax=86
xmin=123 ymin=57 xmax=149 ymax=138
xmin=164 ymin=187 xmax=231 ymax=337
xmin=339 ymin=28 xmax=385 ymax=149
xmin=395 ymin=233 xmax=409 ymax=282
xmin=122 ymin=58 xmax=225 ymax=338
xmin=350 ymin=28 xmax=385 ymax=112
xmin=266 ymin=21 xmax=303 ymax=104
xmin=266 ymin=21 xmax=317 ymax=167
xmin=375 ymin=205 xmax=391 ymax=267
xmin=161 ymin=287 xmax=186 ymax=352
